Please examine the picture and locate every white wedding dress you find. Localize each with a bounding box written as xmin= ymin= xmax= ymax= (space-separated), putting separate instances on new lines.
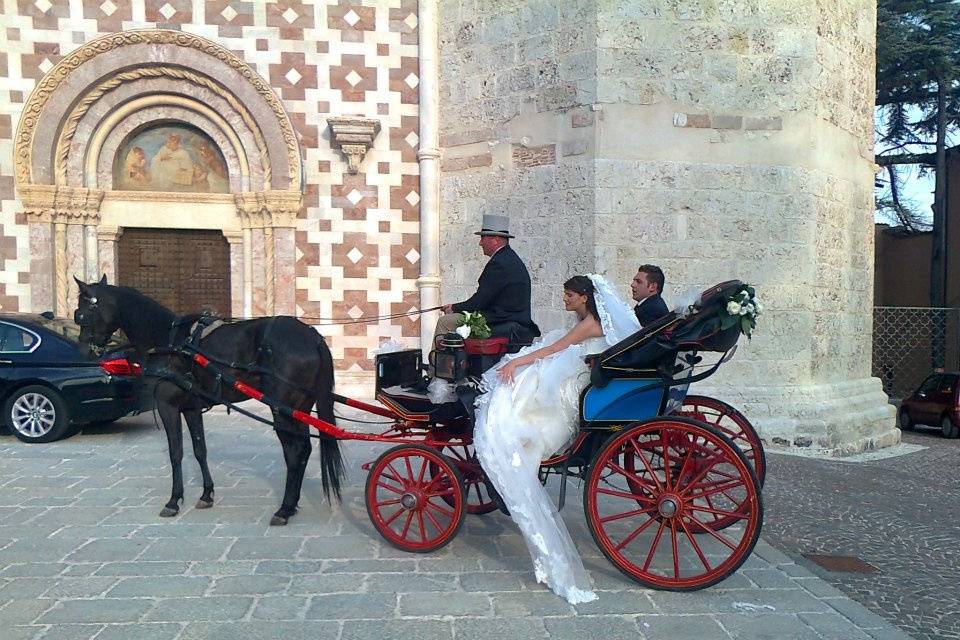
xmin=474 ymin=275 xmax=639 ymax=603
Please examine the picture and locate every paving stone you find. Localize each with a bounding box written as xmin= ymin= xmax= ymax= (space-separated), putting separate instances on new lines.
xmin=797 ymin=612 xmax=875 ymax=639
xmin=210 ymin=575 xmax=290 ymax=595
xmin=825 ymin=597 xmax=893 ymax=629
xmin=106 ymin=576 xmax=212 ymax=597
xmin=254 ymin=560 xmax=323 ymax=574
xmin=96 ymin=561 xmax=190 ymax=576
xmin=0 ymin=577 xmax=55 ymax=599
xmin=0 ymin=599 xmax=56 ymax=624
xmin=304 ymin=593 xmax=397 ymax=620
xmin=250 ymin=595 xmax=308 ymax=620
xmin=637 ymin=614 xmax=731 ymax=640
xmin=416 ymin=557 xmax=483 ymax=572
xmin=323 ymin=559 xmax=416 ymax=573
xmin=366 ymin=572 xmax=457 ymax=592
xmin=95 ymin=623 xmax=183 ymax=640
xmin=543 ymin=616 xmax=641 ymax=639
xmin=188 ymin=561 xmax=258 ymax=576
xmin=65 ymin=539 xmax=150 ymax=562
xmin=50 ymin=525 xmax=141 ymax=539
xmin=0 ymin=563 xmax=66 ymax=577
xmin=453 ymin=618 xmax=548 ymax=639
xmin=4 ymin=626 xmax=41 ymax=640
xmin=342 ymin=620 xmax=453 ymax=640
xmin=399 ymin=592 xmax=491 ymax=616
xmin=573 ymin=590 xmax=658 ymax=615
xmin=144 ymin=596 xmax=254 ymax=622
xmin=178 ymin=621 xmax=339 ymax=640
xmin=43 ymin=577 xmax=120 ymax=598
xmin=714 ymin=613 xmax=821 ymax=639
xmin=32 ymin=623 xmax=103 ymax=640
xmin=491 ymin=591 xmax=574 ymax=616
xmin=38 ymin=599 xmax=155 ymax=624
xmin=227 ymin=537 xmax=304 ymax=560
xmin=134 ymin=524 xmax=218 ymax=538
xmin=288 ymin=573 xmax=366 ymax=594
xmin=300 ymin=536 xmax=377 ymax=559
xmin=140 ymin=538 xmax=234 ymax=561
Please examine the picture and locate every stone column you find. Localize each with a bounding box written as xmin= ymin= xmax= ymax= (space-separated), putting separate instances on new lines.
xmin=18 ymin=184 xmax=104 ymax=315
xmin=222 ymin=230 xmax=245 ymax=319
xmin=97 ymin=226 xmax=123 ymax=284
xmin=235 ymin=190 xmax=302 ymax=317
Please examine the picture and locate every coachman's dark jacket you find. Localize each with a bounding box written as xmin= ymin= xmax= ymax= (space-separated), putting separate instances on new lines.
xmin=452 ymin=245 xmax=540 ymax=341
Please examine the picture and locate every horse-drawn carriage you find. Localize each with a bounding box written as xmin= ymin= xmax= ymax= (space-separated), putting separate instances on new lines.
xmin=73 ymin=276 xmax=764 ymax=592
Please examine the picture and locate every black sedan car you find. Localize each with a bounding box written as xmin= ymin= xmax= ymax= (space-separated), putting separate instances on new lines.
xmin=0 ymin=312 xmax=149 ymax=443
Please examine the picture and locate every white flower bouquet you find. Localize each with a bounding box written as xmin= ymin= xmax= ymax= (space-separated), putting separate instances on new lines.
xmin=719 ymin=285 xmax=762 ymax=338
xmin=455 ymin=311 xmax=492 ymax=339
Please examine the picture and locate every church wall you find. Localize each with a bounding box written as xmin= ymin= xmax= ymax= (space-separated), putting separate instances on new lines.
xmin=0 ymin=0 xmax=420 ymax=377
xmin=439 ymin=0 xmax=897 ymax=455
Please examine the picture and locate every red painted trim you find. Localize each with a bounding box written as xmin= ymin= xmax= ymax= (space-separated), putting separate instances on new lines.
xmin=233 ymin=381 xmax=264 ymax=401
xmin=341 ymin=396 xmax=401 ymax=419
xmin=193 ymin=354 xmax=210 ymax=367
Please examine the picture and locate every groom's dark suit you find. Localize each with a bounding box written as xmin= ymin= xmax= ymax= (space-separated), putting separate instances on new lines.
xmin=634 ymin=294 xmax=669 ymax=328
xmin=452 ymin=245 xmax=540 ymax=341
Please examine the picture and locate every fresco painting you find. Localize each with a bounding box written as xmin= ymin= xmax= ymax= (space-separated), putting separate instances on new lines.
xmin=115 ymin=125 xmax=229 ymax=193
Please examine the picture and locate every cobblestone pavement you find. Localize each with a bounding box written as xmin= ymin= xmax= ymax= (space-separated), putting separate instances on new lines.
xmin=0 ymin=406 xmax=912 ymax=640
xmin=762 ymin=427 xmax=960 ymax=640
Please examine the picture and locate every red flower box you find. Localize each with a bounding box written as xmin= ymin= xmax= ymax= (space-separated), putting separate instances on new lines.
xmin=463 ymin=336 xmax=509 ymax=355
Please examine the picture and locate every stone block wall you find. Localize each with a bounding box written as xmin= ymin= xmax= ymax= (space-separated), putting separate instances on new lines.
xmin=0 ymin=0 xmax=420 ymax=376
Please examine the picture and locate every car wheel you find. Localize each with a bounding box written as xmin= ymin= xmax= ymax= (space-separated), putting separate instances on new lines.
xmin=4 ymin=385 xmax=71 ymax=443
xmin=897 ymin=408 xmax=914 ymax=431
xmin=941 ymin=415 xmax=959 ymax=439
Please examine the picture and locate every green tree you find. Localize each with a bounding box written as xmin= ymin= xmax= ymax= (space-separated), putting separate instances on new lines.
xmin=876 ymin=0 xmax=960 ymax=307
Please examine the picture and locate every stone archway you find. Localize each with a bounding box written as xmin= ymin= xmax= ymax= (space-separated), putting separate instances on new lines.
xmin=13 ymin=29 xmax=304 ymax=319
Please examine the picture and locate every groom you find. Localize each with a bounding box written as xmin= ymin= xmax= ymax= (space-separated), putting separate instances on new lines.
xmin=435 ymin=214 xmax=540 ymax=345
xmin=631 ymin=264 xmax=669 ymax=327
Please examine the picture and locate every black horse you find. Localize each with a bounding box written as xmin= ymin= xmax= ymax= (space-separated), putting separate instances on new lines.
xmin=73 ymin=276 xmax=344 ymax=525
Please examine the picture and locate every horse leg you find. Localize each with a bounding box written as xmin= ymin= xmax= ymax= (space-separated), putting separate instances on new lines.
xmin=270 ymin=418 xmax=311 ymax=526
xmin=158 ymin=401 xmax=185 ymax=517
xmin=183 ymin=407 xmax=215 ymax=509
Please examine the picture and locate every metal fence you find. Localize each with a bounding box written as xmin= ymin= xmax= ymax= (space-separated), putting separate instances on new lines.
xmin=872 ymin=307 xmax=960 ymax=401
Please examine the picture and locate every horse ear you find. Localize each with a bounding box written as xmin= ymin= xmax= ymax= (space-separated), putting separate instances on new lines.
xmin=74 ymin=276 xmax=91 ymax=297
xmin=99 ymin=274 xmax=108 ymax=285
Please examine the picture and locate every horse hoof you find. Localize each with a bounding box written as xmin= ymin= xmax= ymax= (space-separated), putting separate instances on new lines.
xmin=269 ymin=515 xmax=288 ymax=526
xmin=159 ymin=507 xmax=179 ymax=518
xmin=195 ymin=499 xmax=213 ymax=509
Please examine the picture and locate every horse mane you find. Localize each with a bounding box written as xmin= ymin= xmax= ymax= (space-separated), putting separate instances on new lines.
xmin=110 ymin=285 xmax=179 ymax=349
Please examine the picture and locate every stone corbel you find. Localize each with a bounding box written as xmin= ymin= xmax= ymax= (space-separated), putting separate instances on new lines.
xmin=327 ymin=116 xmax=381 ymax=174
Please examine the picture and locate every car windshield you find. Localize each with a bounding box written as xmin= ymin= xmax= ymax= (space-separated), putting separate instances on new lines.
xmin=34 ymin=316 xmax=128 ymax=349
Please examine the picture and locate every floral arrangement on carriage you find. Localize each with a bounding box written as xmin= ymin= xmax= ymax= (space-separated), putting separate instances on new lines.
xmin=718 ymin=284 xmax=762 ymax=339
xmin=455 ymin=311 xmax=508 ymax=355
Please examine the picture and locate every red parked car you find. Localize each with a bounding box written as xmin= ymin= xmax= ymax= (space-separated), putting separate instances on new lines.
xmin=898 ymin=372 xmax=960 ymax=438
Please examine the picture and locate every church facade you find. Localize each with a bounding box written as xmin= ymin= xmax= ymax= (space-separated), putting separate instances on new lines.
xmin=0 ymin=0 xmax=897 ymax=454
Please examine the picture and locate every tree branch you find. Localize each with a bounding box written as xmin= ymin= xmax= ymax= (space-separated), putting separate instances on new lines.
xmin=875 ymin=152 xmax=937 ymax=166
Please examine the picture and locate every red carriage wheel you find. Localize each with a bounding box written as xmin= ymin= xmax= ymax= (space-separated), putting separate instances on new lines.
xmin=431 ymin=442 xmax=498 ymax=515
xmin=584 ymin=417 xmax=762 ymax=591
xmin=365 ymin=445 xmax=466 ymax=552
xmin=675 ymin=395 xmax=766 ymax=487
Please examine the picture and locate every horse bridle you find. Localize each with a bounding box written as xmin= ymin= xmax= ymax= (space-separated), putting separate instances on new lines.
xmin=74 ymin=295 xmax=111 ymax=355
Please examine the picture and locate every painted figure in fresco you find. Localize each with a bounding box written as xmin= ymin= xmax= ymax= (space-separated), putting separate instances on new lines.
xmin=152 ymin=133 xmax=195 ymax=189
xmin=194 ymin=140 xmax=229 ymax=192
xmin=122 ymin=146 xmax=150 ymax=189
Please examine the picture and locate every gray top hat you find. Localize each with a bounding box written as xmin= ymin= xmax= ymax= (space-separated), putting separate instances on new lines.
xmin=474 ymin=214 xmax=515 ymax=238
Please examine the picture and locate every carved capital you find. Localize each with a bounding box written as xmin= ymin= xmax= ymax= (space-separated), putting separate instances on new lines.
xmin=18 ymin=184 xmax=104 ymax=224
xmin=327 ymin=116 xmax=381 ymax=174
xmin=234 ymin=190 xmax=302 ymax=228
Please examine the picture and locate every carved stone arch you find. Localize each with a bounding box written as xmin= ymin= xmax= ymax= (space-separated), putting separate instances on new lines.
xmin=14 ymin=30 xmax=304 ymax=318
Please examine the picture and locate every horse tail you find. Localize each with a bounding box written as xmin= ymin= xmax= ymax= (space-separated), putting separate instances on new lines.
xmin=314 ymin=336 xmax=344 ymax=502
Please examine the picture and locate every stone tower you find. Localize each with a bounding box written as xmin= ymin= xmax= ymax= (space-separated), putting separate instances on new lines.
xmin=437 ymin=0 xmax=896 ymax=455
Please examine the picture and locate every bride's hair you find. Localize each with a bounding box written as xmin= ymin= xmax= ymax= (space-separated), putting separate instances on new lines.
xmin=563 ymin=275 xmax=600 ymax=322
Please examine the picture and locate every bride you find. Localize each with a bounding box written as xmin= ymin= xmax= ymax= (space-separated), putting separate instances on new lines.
xmin=474 ymin=274 xmax=640 ymax=603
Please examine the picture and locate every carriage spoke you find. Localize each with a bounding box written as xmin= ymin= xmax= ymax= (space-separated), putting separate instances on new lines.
xmin=670 ymin=518 xmax=680 ymax=579
xmin=686 ymin=479 xmax=745 ymax=501
xmin=687 ymin=503 xmax=748 ymax=520
xmin=689 ymin=516 xmax=739 ymax=551
xmin=374 ymin=497 xmax=403 ymax=508
xmin=423 ymin=503 xmax=445 ymax=531
xmin=416 ymin=458 xmax=429 ymax=484
xmin=613 ymin=512 xmax=658 ymax=552
xmin=679 ymin=516 xmax=713 ymax=572
xmin=677 ymin=456 xmax=725 ymax=497
xmin=597 ymin=487 xmax=656 ymax=503
xmin=417 ymin=511 xmax=427 ymax=543
xmin=376 ymin=481 xmax=404 ymax=495
xmin=424 ymin=497 xmax=455 ymax=519
xmin=382 ymin=506 xmax=405 ymax=527
xmin=400 ymin=510 xmax=414 ymax=539
xmin=631 ymin=438 xmax=665 ymax=492
xmin=662 ymin=433 xmax=673 ymax=490
xmin=599 ymin=506 xmax=656 ymax=524
xmin=642 ymin=518 xmax=668 ymax=572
